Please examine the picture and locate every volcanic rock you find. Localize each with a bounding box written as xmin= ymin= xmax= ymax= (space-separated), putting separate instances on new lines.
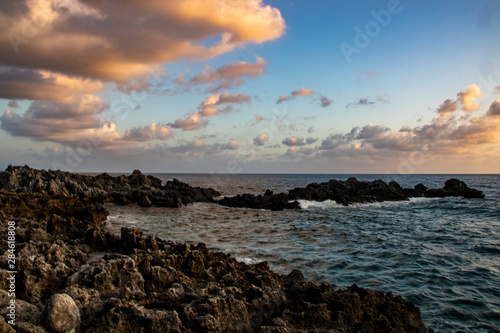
xmin=217 ymin=177 xmax=484 ymax=210
xmin=0 ymin=189 xmax=428 ymax=332
xmin=0 ymin=165 xmax=220 ymax=208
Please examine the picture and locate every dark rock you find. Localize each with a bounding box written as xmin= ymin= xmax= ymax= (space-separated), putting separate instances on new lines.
xmin=218 ymin=193 xmax=300 ymax=211
xmin=424 ymin=178 xmax=484 ymax=199
xmin=217 ymin=177 xmax=484 ymax=210
xmin=138 ymin=196 xmax=153 ymax=207
xmin=0 ymin=166 xmax=220 ymax=208
xmin=0 ymin=171 xmax=431 ymax=332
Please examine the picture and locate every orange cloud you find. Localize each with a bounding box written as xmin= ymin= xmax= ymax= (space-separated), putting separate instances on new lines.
xmin=253 ymin=134 xmax=268 ymax=146
xmin=0 ymin=67 xmax=104 ymax=103
xmin=169 ymin=113 xmax=209 ymax=131
xmin=1 ymin=0 xmax=285 ymax=84
xmin=276 ymin=95 xmax=289 ymax=104
xmin=291 ymin=88 xmax=314 ymax=97
xmin=188 ymin=56 xmax=268 ymax=92
xmin=457 ymin=84 xmax=482 ymax=111
xmin=173 ymin=92 xmax=251 ymax=129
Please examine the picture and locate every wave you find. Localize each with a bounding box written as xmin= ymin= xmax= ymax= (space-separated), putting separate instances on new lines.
xmin=294 ymin=197 xmax=442 ymax=210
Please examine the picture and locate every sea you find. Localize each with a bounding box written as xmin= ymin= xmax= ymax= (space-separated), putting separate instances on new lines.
xmin=102 ymin=174 xmax=500 ymax=332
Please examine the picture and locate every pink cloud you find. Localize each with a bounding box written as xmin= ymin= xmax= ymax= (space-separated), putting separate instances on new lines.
xmin=291 ymin=88 xmax=314 ymax=97
xmin=189 ymin=56 xmax=267 ymax=92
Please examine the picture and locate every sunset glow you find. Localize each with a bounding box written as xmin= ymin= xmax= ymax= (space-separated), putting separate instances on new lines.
xmin=1 ymin=0 xmax=499 ymax=173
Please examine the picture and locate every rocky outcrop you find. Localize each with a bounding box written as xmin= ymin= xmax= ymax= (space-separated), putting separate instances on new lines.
xmin=0 ymin=190 xmax=428 ymax=332
xmin=0 ymin=165 xmax=220 ymax=208
xmin=217 ymin=192 xmax=300 ymax=211
xmin=217 ymin=177 xmax=485 ymax=210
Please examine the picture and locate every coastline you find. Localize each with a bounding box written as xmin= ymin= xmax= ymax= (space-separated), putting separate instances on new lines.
xmin=0 ymin=190 xmax=427 ymax=332
xmin=4 ymin=165 xmax=489 ymax=331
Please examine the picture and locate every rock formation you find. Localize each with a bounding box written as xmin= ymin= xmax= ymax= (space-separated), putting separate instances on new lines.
xmin=0 ymin=165 xmax=220 ymax=208
xmin=0 ymin=189 xmax=428 ymax=332
xmin=217 ymin=177 xmax=485 ymax=210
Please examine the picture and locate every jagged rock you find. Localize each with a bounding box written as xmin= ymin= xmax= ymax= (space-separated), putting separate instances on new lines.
xmin=0 ymin=173 xmax=431 ymax=332
xmin=0 ymin=165 xmax=220 ymax=208
xmin=218 ymin=193 xmax=300 ymax=211
xmin=217 ymin=177 xmax=484 ymax=210
xmin=43 ymin=293 xmax=80 ymax=333
xmin=424 ymin=178 xmax=485 ymax=199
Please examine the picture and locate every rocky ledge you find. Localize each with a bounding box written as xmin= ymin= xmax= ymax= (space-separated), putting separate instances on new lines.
xmin=0 ymin=190 xmax=428 ymax=332
xmin=0 ymin=165 xmax=220 ymax=208
xmin=217 ymin=177 xmax=485 ymax=211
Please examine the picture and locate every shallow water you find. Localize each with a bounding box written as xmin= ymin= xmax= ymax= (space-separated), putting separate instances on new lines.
xmin=103 ymin=174 xmax=500 ymax=332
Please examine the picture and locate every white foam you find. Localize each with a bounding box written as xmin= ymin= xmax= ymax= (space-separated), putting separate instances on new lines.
xmin=294 ymin=199 xmax=344 ymax=210
xmin=293 ymin=196 xmax=442 ymax=210
xmin=235 ymin=257 xmax=263 ymax=265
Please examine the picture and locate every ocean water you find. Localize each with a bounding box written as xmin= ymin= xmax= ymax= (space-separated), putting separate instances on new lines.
xmin=103 ymin=174 xmax=500 ymax=332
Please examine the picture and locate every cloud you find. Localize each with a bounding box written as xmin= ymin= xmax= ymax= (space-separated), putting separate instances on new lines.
xmin=308 ymin=126 xmax=314 ymax=134
xmin=291 ymin=88 xmax=314 ymax=97
xmin=167 ymin=139 xmax=211 ymax=156
xmin=166 ymin=138 xmax=240 ymax=157
xmin=198 ymin=92 xmax=251 ymax=116
xmin=357 ymin=71 xmax=376 ymax=82
xmin=0 ymin=95 xmax=176 ymax=149
xmin=320 ymin=128 xmax=359 ymax=150
xmin=0 ymin=67 xmax=104 ymax=103
xmin=277 ymin=88 xmax=326 ymax=106
xmin=282 ymin=136 xmax=318 ymax=146
xmin=168 ymin=91 xmax=250 ymax=132
xmin=188 ymin=56 xmax=267 ymax=92
xmin=356 ymin=124 xmax=390 ymax=140
xmin=0 ymin=96 xmax=108 ymax=143
xmin=276 ymin=95 xmax=289 ymax=104
xmin=487 ymin=100 xmax=500 ymax=117
xmin=320 ymin=95 xmax=333 ymax=108
xmin=346 ymin=98 xmax=374 ymax=108
xmin=219 ymin=139 xmax=239 ymax=150
xmin=314 ymin=86 xmax=500 ymax=159
xmin=253 ymin=133 xmax=268 ymax=146
xmin=283 ymin=146 xmax=317 ymax=159
xmin=346 ymin=94 xmax=390 ymax=108
xmin=437 ymin=99 xmax=458 ymax=114
xmin=122 ymin=123 xmax=172 ymax=142
xmin=363 ymin=71 xmax=376 ymax=79
xmin=282 ymin=136 xmax=306 ymax=146
xmin=1 ymin=0 xmax=285 ymax=85
xmin=169 ymin=112 xmax=209 ymax=131
xmin=254 ymin=114 xmax=263 ymax=123
xmin=306 ymin=137 xmax=318 ymax=144
xmin=8 ymin=101 xmax=19 ymax=108
xmin=457 ymin=84 xmax=482 ymax=111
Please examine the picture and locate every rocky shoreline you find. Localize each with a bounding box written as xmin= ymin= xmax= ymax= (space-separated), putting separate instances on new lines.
xmin=0 ymin=190 xmax=427 ymax=332
xmin=1 ymin=165 xmax=485 ymax=332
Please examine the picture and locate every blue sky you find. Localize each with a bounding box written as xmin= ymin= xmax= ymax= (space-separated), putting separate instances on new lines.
xmin=0 ymin=0 xmax=499 ymax=173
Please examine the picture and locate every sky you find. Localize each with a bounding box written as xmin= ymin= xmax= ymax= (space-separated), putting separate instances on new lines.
xmin=0 ymin=0 xmax=499 ymax=174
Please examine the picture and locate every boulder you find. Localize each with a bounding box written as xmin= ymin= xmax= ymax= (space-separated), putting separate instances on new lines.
xmin=43 ymin=294 xmax=80 ymax=333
